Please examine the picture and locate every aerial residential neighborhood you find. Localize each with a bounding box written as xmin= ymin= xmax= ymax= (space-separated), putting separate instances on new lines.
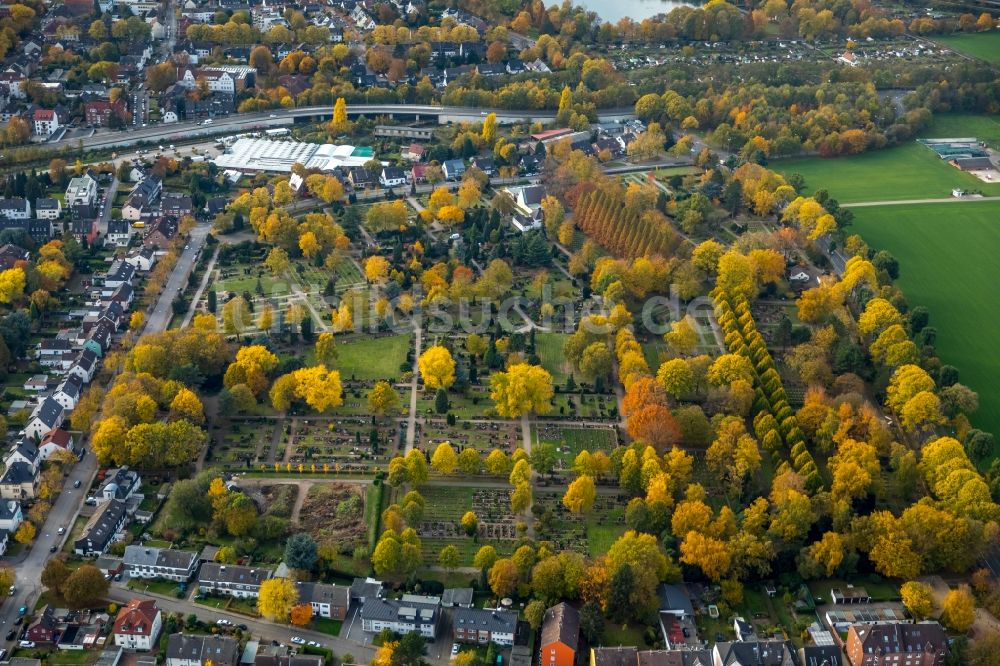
xmin=0 ymin=0 xmax=998 ymax=664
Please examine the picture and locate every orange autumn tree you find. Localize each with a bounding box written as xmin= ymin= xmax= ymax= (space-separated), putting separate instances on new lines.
xmin=290 ymin=603 xmax=313 ymax=626
xmin=622 ymin=376 xmax=680 ymax=450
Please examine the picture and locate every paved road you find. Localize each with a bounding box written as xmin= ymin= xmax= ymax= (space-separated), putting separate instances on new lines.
xmin=44 ymin=104 xmax=638 ymax=152
xmin=105 ymin=587 xmax=377 ymax=663
xmin=143 ymin=224 xmax=211 ymax=334
xmin=841 ymin=196 xmax=998 ymax=208
xmin=96 ymin=176 xmax=118 ymax=239
xmin=0 ymin=452 xmax=99 ymax=639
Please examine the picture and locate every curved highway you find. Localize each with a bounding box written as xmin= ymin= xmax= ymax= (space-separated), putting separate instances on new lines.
xmin=53 ymin=104 xmax=637 ymax=151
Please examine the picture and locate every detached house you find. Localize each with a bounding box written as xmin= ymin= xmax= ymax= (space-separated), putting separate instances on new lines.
xmin=6 ymin=439 xmax=40 ymax=474
xmin=67 ymin=348 xmax=99 ymax=384
xmin=33 ymin=109 xmax=60 ymax=136
xmin=442 ymin=159 xmax=465 ymax=181
xmin=102 ymin=466 xmax=142 ymax=502
xmin=0 ymin=462 xmax=38 ymax=500
xmin=39 ymin=429 xmax=75 ymax=460
xmin=0 ymin=499 xmax=23 ymax=531
xmin=113 ymin=599 xmax=162 ymax=651
xmin=106 ymin=220 xmax=133 ymax=247
xmin=36 ymin=197 xmax=61 ymax=220
xmin=25 ymin=396 xmax=65 ymax=440
xmin=52 ymin=373 xmax=83 ymax=411
xmin=295 ymin=582 xmax=350 ymax=620
xmin=379 ymin=167 xmax=407 ymax=188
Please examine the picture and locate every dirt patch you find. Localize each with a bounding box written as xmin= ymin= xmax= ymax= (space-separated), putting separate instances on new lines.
xmin=299 ymin=483 xmax=366 ymax=548
xmin=259 ymin=484 xmax=299 ymax=519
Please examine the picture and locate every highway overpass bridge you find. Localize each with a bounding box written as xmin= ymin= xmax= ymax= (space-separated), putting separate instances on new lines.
xmin=51 ymin=104 xmax=637 ymax=152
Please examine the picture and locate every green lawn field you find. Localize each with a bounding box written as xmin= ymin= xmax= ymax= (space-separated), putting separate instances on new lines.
xmin=851 ymin=200 xmax=1000 ymax=444
xmin=778 ymin=142 xmax=1000 ymax=204
xmin=535 ymin=332 xmax=572 ymax=384
xmin=933 ymin=31 xmax=1000 ymax=65
xmin=924 ymin=114 xmax=1000 ymax=150
xmin=335 ymin=333 xmax=412 ymax=381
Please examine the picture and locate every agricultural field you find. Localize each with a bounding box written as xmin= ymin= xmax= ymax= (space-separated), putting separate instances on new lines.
xmin=933 ymin=31 xmax=1000 ymax=65
xmin=778 ymin=141 xmax=1000 ymax=203
xmin=851 ymin=200 xmax=1000 ymax=448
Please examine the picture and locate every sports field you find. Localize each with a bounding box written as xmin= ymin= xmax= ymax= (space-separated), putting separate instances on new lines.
xmin=934 ymin=31 xmax=1000 ymax=65
xmin=851 ymin=200 xmax=1000 ymax=446
xmin=779 ymin=142 xmax=1000 ymax=203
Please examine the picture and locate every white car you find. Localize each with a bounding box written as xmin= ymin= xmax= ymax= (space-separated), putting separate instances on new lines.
xmin=307 ymin=641 xmax=321 ymax=648
xmin=57 ymin=527 xmax=65 ymax=535
xmin=290 ymin=637 xmax=306 ymax=645
xmin=216 ymin=619 xmax=232 ymax=626
xmin=19 ymin=641 xmax=36 ymax=648
xmin=451 ymin=644 xmax=460 ymax=657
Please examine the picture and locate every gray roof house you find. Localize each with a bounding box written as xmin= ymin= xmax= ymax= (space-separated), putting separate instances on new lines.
xmin=360 ymin=597 xmax=439 ymax=639
xmin=441 ymin=587 xmax=474 ymax=608
xmin=102 ymin=466 xmax=142 ymax=502
xmin=166 ymin=634 xmax=240 ymax=666
xmin=0 ymin=462 xmax=38 ymax=500
xmin=453 ymin=607 xmax=518 ymax=646
xmin=25 ymin=395 xmax=65 ymax=440
xmin=124 ymin=545 xmax=199 ymax=582
xmin=295 ymin=581 xmax=350 ymax=620
xmin=198 ymin=563 xmax=271 ymax=598
xmin=74 ymin=499 xmax=127 ymax=556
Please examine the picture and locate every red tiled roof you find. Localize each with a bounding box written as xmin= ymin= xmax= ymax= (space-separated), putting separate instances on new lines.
xmin=113 ymin=599 xmax=159 ymax=637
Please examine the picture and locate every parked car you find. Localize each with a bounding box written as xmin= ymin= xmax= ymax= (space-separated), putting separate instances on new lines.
xmin=307 ymin=641 xmax=321 ymax=648
xmin=290 ymin=637 xmax=306 ymax=645
xmin=19 ymin=641 xmax=36 ymax=648
xmin=74 ymin=480 xmax=81 ymax=488
xmin=216 ymin=619 xmax=232 ymax=626
xmin=5 ymin=630 xmax=15 ymax=641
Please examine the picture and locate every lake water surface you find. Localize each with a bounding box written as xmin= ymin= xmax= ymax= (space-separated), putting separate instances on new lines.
xmin=573 ymin=0 xmax=696 ymax=22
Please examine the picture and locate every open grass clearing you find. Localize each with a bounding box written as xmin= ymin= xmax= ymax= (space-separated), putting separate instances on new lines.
xmin=777 ymin=141 xmax=1000 ymax=204
xmin=535 ymin=332 xmax=572 ymax=385
xmin=851 ymin=200 xmax=1000 ymax=446
xmin=333 ymin=333 xmax=412 ymax=382
xmin=933 ymin=31 xmax=1000 ymax=65
xmin=924 ymin=113 xmax=1000 ymax=150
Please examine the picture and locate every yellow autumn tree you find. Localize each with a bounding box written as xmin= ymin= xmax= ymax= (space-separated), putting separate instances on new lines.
xmin=418 ymin=346 xmax=456 ymax=390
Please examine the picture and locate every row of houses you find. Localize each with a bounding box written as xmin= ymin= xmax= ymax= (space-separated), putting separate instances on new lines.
xmin=586 ymin=620 xmax=948 ymax=666
xmin=0 ymin=233 xmax=151 ymax=553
